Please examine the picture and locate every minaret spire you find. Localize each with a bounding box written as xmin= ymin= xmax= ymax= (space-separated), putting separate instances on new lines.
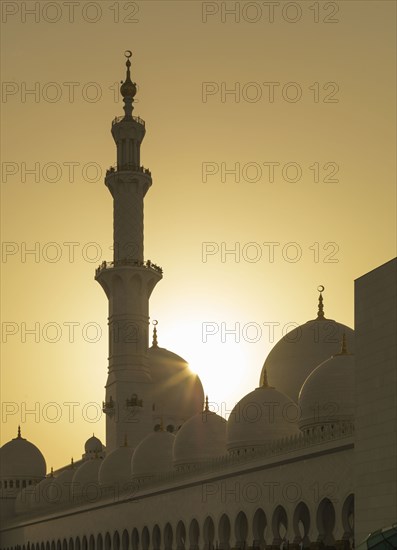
xmin=120 ymin=50 xmax=137 ymax=118
xmin=95 ymin=53 xmax=163 ymax=452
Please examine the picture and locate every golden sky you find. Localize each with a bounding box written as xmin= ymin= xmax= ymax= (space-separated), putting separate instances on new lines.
xmin=1 ymin=0 xmax=396 ymax=469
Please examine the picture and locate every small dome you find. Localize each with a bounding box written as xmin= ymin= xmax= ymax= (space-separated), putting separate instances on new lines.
xmin=131 ymin=430 xmax=175 ymax=479
xmin=55 ymin=464 xmax=76 ymax=504
xmin=84 ymin=435 xmax=103 ymax=454
xmin=99 ymin=443 xmax=134 ymax=487
xmin=173 ymin=404 xmax=227 ymax=469
xmin=227 ymin=380 xmax=300 ymax=454
xmin=298 ymin=343 xmax=355 ymax=431
xmin=72 ymin=457 xmax=102 ymax=499
xmin=260 ymin=317 xmax=354 ymax=403
xmin=32 ymin=471 xmax=59 ymax=509
xmin=15 ymin=486 xmax=35 ymax=515
xmin=0 ymin=428 xmax=46 ymax=480
xmin=148 ymin=341 xmax=204 ymax=423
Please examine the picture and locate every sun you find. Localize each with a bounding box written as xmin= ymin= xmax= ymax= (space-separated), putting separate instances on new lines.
xmin=156 ymin=313 xmax=247 ymax=419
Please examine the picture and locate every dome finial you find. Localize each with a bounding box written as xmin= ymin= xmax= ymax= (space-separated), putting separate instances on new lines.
xmin=334 ymin=332 xmax=350 ymax=356
xmin=17 ymin=425 xmax=21 ymax=438
xmin=152 ymin=320 xmax=158 ymax=347
xmin=317 ymin=285 xmax=325 ymax=320
xmin=261 ymin=368 xmax=274 ymax=389
xmin=71 ymin=457 xmax=74 ymax=469
xmin=50 ymin=467 xmax=54 ymax=477
xmin=120 ymin=50 xmax=137 ymax=117
xmin=204 ymin=395 xmax=209 ymax=412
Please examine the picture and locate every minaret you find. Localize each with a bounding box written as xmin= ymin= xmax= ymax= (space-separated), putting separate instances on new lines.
xmin=96 ymin=52 xmax=162 ymax=452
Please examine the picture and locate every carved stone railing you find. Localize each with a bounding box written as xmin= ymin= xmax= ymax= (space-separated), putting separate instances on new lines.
xmin=13 ymin=422 xmax=354 ymax=518
xmin=112 ymin=115 xmax=145 ymax=127
xmin=106 ymin=164 xmax=151 ymax=176
xmin=95 ymin=259 xmax=163 ymax=277
xmin=142 ymin=421 xmax=355 ymax=487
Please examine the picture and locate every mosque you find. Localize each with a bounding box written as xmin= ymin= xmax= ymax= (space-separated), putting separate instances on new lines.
xmin=0 ymin=54 xmax=396 ymax=550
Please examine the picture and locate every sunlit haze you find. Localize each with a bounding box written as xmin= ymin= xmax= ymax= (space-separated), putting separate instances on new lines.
xmin=1 ymin=1 xmax=396 ymax=470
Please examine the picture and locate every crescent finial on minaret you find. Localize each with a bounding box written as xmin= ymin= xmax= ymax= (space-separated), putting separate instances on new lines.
xmin=317 ymin=285 xmax=325 ymax=320
xmin=120 ymin=50 xmax=136 ymax=117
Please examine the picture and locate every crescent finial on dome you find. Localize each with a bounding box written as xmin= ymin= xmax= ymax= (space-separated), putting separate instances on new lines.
xmin=17 ymin=425 xmax=21 ymax=438
xmin=316 ymin=285 xmax=326 ymax=320
xmin=152 ymin=320 xmax=158 ymax=347
xmin=261 ymin=367 xmax=274 ymax=389
xmin=334 ymin=332 xmax=351 ymax=356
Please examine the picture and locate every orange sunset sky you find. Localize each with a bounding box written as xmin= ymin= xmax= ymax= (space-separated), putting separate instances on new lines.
xmin=1 ymin=0 xmax=396 ymax=469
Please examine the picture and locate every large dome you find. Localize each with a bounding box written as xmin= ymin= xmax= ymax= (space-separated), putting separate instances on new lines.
xmin=99 ymin=443 xmax=134 ymax=487
xmin=173 ymin=401 xmax=227 ymax=469
xmin=260 ymin=297 xmax=354 ymax=403
xmin=148 ymin=332 xmax=204 ymax=426
xmin=131 ymin=430 xmax=175 ymax=479
xmin=0 ymin=428 xmax=46 ymax=481
xmin=54 ymin=463 xmax=76 ymax=504
xmin=32 ymin=471 xmax=59 ymax=509
xmin=299 ymin=338 xmax=355 ymax=431
xmin=72 ymin=456 xmax=102 ymax=499
xmin=15 ymin=486 xmax=36 ymax=515
xmin=227 ymin=377 xmax=300 ymax=455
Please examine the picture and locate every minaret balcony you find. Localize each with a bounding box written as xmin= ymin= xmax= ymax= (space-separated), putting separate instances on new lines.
xmin=112 ymin=115 xmax=145 ymax=127
xmin=102 ymin=400 xmax=115 ymax=416
xmin=106 ymin=164 xmax=151 ymax=176
xmin=95 ymin=259 xmax=163 ymax=278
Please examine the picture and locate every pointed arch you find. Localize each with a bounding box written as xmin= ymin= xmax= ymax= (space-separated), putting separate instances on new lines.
xmin=188 ymin=519 xmax=199 ymax=550
xmin=252 ymin=508 xmax=267 ymax=550
xmin=152 ymin=525 xmax=161 ymax=550
xmin=218 ymin=514 xmax=231 ymax=550
xmin=203 ymin=517 xmax=215 ymax=550
xmin=316 ymin=498 xmax=336 ymax=547
xmin=271 ymin=505 xmax=288 ymax=547
xmin=234 ymin=512 xmax=248 ymax=549
xmin=164 ymin=523 xmax=173 ymax=550
xmin=293 ymin=502 xmax=310 ymax=547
